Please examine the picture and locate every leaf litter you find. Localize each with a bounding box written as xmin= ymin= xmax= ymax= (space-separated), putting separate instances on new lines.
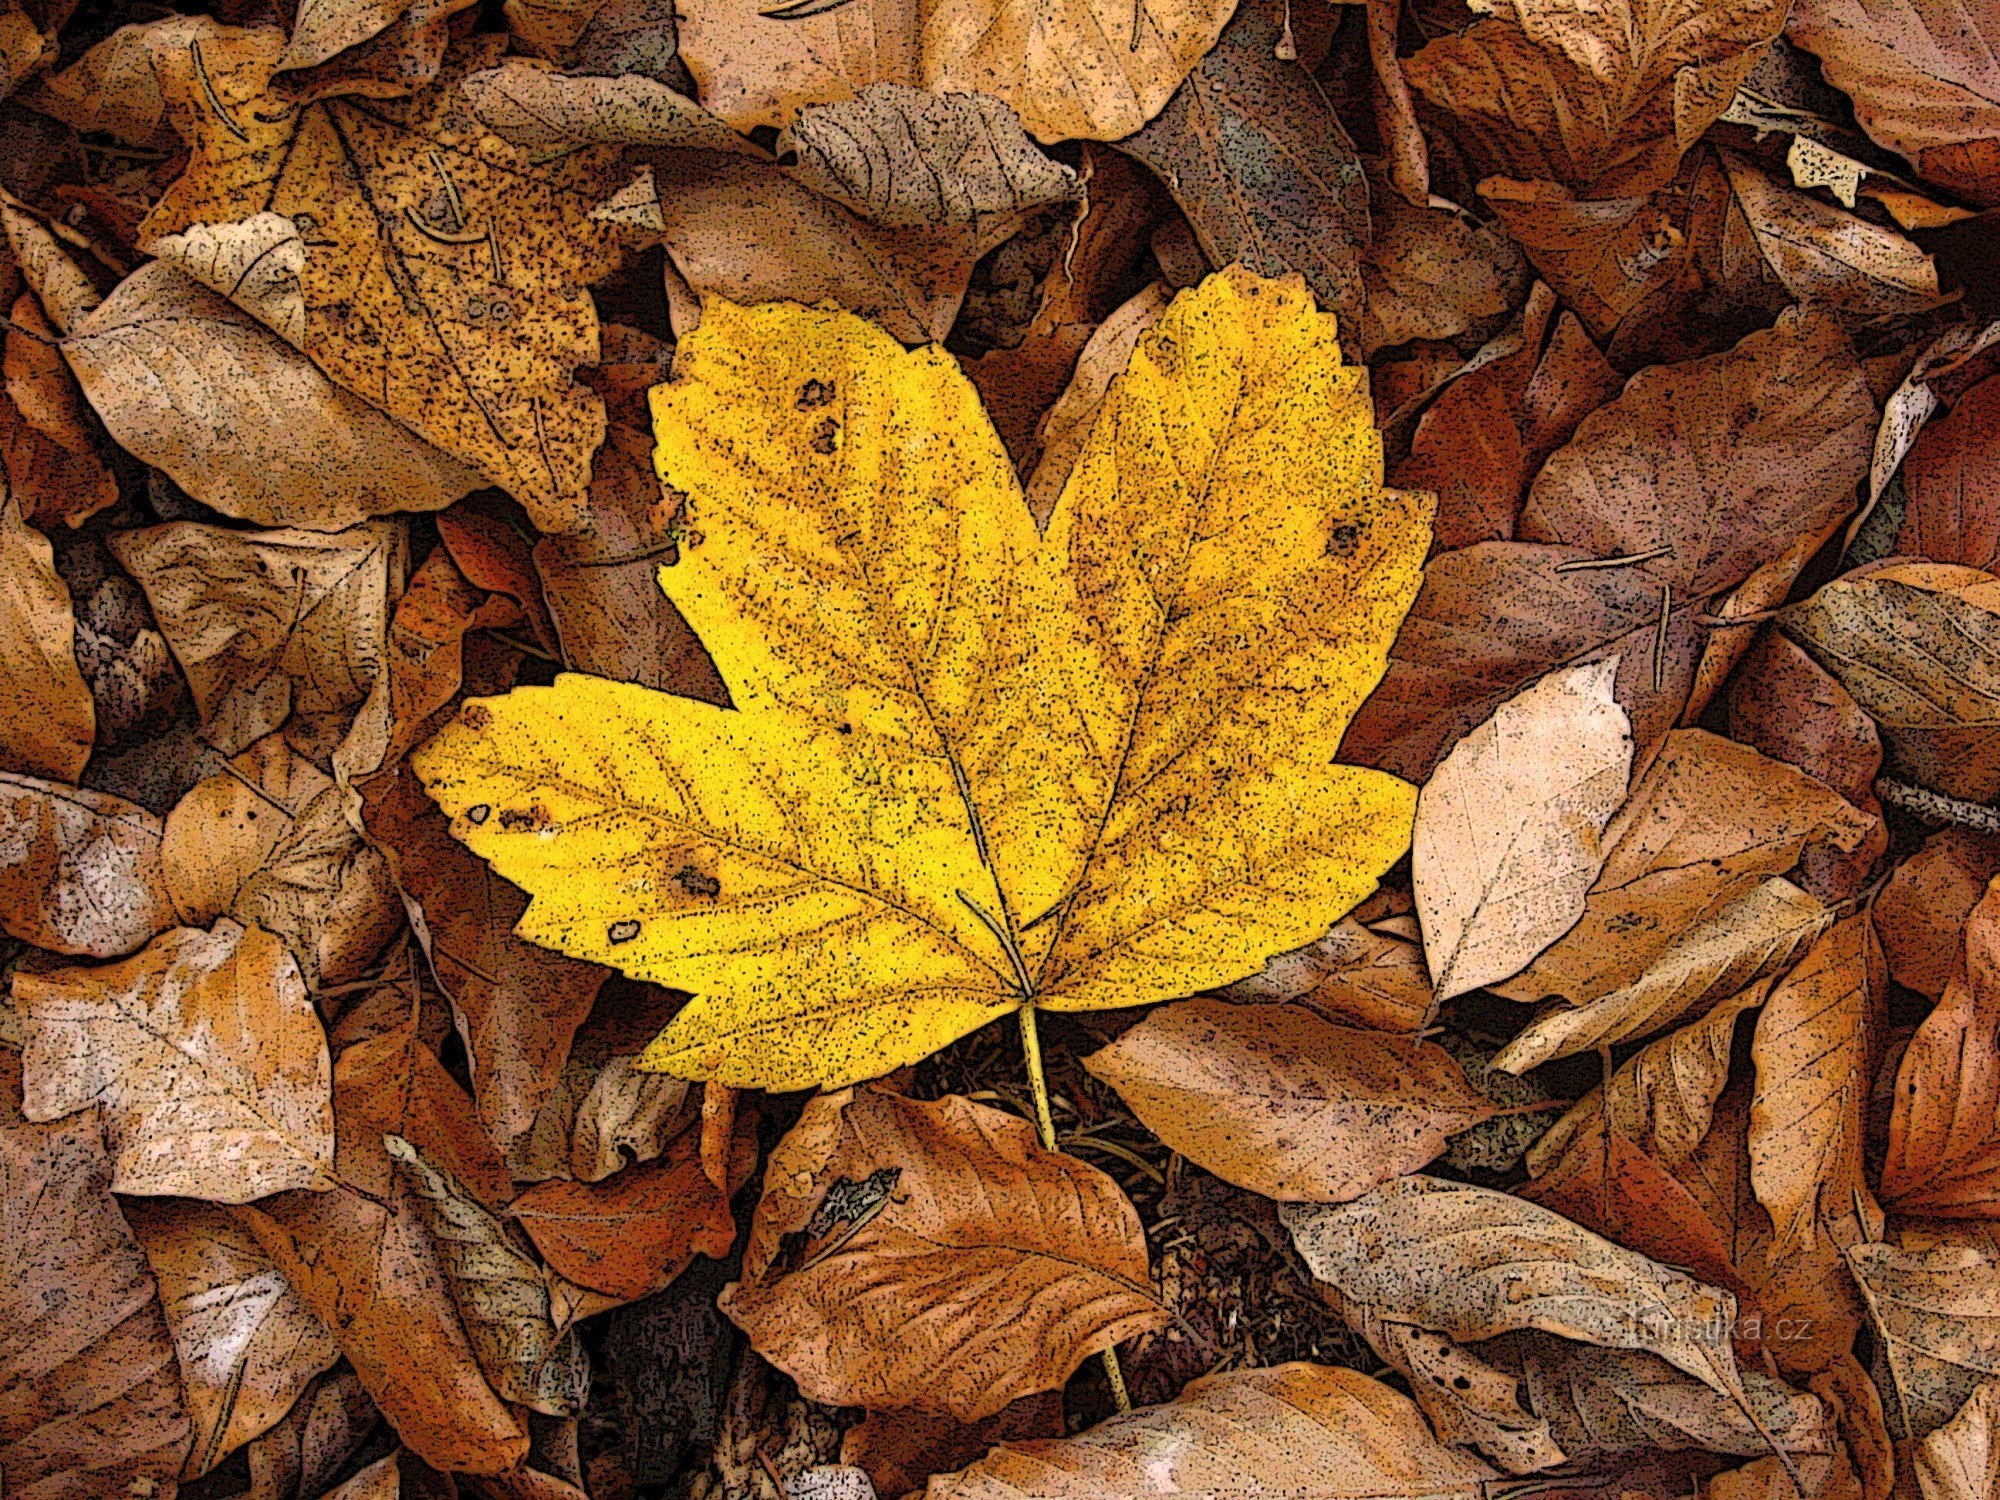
xmin=0 ymin=0 xmax=1998 ymax=1492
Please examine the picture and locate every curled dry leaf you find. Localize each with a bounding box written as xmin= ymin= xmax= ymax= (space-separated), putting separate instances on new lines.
xmin=842 ymin=1396 xmax=1064 ymax=1499
xmin=1413 ymin=659 xmax=1633 ymax=1001
xmin=0 ymin=491 xmax=92 ymax=783
xmin=66 ymin=260 xmax=483 ymax=532
xmin=15 ymin=918 xmax=337 ymax=1203
xmin=1 ymin=280 xmax=119 ymax=531
xmin=230 ymin=780 xmax=403 ymax=992
xmin=1846 ymin=1241 xmax=2000 ymax=1438
xmin=417 ymin=270 xmax=1430 ymax=1089
xmin=1874 ymin=831 xmax=2000 ymax=998
xmin=1283 ymin=1174 xmax=1755 ymax=1400
xmin=1916 ymin=1382 xmax=2000 ymax=1500
xmin=1019 ymin=282 xmax=1169 ymax=524
xmin=1897 ymin=378 xmax=2000 ymax=572
xmin=244 ymin=1365 xmax=379 ymax=1500
xmin=1883 ymin=880 xmax=2000 ymax=1216
xmin=673 ymin=0 xmax=1237 ymax=141
xmin=922 ymin=1363 xmax=1499 ymax=1499
xmin=125 ymin=1197 xmax=340 ymax=1476
xmin=1080 ymin=996 xmax=1496 ymax=1202
xmin=1782 ymin=562 xmax=2000 ymax=803
xmin=1719 ymin=153 xmax=1944 ymax=315
xmin=0 ymin=772 xmax=177 ymax=957
xmin=110 ymin=519 xmax=405 ymax=758
xmin=722 ymin=1087 xmax=1164 ymax=1422
xmin=0 ymin=1112 xmax=191 ymax=1495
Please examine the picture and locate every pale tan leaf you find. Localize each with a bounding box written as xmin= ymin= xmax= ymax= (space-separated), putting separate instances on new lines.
xmin=1846 ymin=1242 xmax=2000 ymax=1438
xmin=163 ymin=734 xmax=332 ymax=927
xmin=1081 ymin=997 xmax=1495 ymax=1202
xmin=16 ymin=919 xmax=337 ymax=1203
xmin=923 ymin=1364 xmax=1499 ymax=1498
xmin=126 ymin=1197 xmax=340 ymax=1476
xmin=1916 ymin=1382 xmax=2000 ymax=1500
xmin=230 ymin=780 xmax=402 ymax=992
xmin=722 ymin=1087 xmax=1164 ymax=1422
xmin=0 ymin=773 xmax=177 ymax=958
xmin=1721 ymin=152 xmax=1944 ymax=315
xmin=1414 ymin=659 xmax=1632 ymax=1000
xmin=1216 ymin=913 xmax=1435 ymax=1033
xmin=67 ymin=261 xmax=482 ymax=532
xmin=0 ymin=493 xmax=93 ymax=783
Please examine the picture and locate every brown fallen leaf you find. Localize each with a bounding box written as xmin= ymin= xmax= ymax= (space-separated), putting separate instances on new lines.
xmin=510 ymin=1118 xmax=737 ymax=1301
xmin=241 ymin=1026 xmax=528 ymax=1474
xmin=385 ymin=1133 xmax=590 ymax=1417
xmin=1359 ymin=181 xmax=1529 ymax=358
xmin=244 ymin=1364 xmax=379 ymax=1500
xmin=1118 ymin=0 xmax=1371 ymax=326
xmin=1915 ymin=1382 xmax=2000 ymax=1499
xmin=0 ymin=1111 xmax=192 ymax=1494
xmin=841 ymin=1396 xmax=1063 ymax=1498
xmin=125 ymin=1196 xmax=340 ymax=1476
xmin=1413 ymin=659 xmax=1633 ymax=1000
xmin=109 ymin=519 xmax=405 ymax=758
xmin=1882 ymin=880 xmax=2000 ymax=1216
xmin=1782 ymin=561 xmax=2000 ymax=803
xmin=1846 ymin=1241 xmax=2000 ymax=1438
xmin=1403 ymin=0 xmax=1786 ymax=195
xmin=0 ymin=772 xmax=178 ymax=957
xmin=65 ymin=260 xmax=483 ymax=531
xmin=1018 ymin=283 xmax=1169 ymax=523
xmin=1283 ymin=1174 xmax=1757 ymax=1401
xmin=1215 ymin=912 xmax=1435 ymax=1034
xmin=1479 ymin=178 xmax=1692 ymax=345
xmin=672 ymin=0 xmax=1236 ymax=142
xmin=1896 ymin=378 xmax=2000 ymax=572
xmin=722 ymin=1087 xmax=1164 ymax=1422
xmin=162 ymin=733 xmax=333 ymax=927
xmin=66 ymin=19 xmax=629 ymax=527
xmin=922 ymin=1363 xmax=1499 ymax=1498
xmin=0 ymin=490 xmax=93 ymax=782
xmin=0 ymin=276 xmax=119 ymax=530
xmin=1388 ymin=280 xmax=1621 ymax=551
xmin=1875 ymin=832 xmax=2000 ymax=999
xmin=15 ymin=919 xmax=337 ymax=1202
xmin=1080 ymin=996 xmax=1496 ymax=1202
xmin=1709 ymin=1449 xmax=1865 ymax=1500
xmin=1787 ymin=0 xmax=2000 ymax=206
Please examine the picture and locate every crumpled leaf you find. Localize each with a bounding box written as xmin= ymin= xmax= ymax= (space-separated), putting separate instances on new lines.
xmin=1719 ymin=152 xmax=1944 ymax=315
xmin=1846 ymin=1241 xmax=2000 ymax=1438
xmin=1080 ymin=996 xmax=1496 ymax=1202
xmin=416 ymin=270 xmax=1431 ymax=1089
xmin=16 ymin=918 xmax=338 ymax=1203
xmin=125 ymin=1196 xmax=340 ymax=1476
xmin=0 ymin=491 xmax=93 ymax=782
xmin=230 ymin=780 xmax=403 ymax=992
xmin=0 ymin=1111 xmax=192 ymax=1494
xmin=1 ymin=270 xmax=119 ymax=531
xmin=1404 ymin=0 xmax=1787 ymax=195
xmin=923 ymin=1364 xmax=1499 ymax=1498
xmin=1787 ymin=0 xmax=2000 ymax=206
xmin=1783 ymin=561 xmax=2000 ymax=803
xmin=0 ymin=772 xmax=178 ymax=958
xmin=66 ymin=19 xmax=630 ymax=527
xmin=673 ymin=0 xmax=1238 ymax=142
xmin=1874 ymin=829 xmax=2000 ymax=999
xmin=1119 ymin=0 xmax=1371 ymax=325
xmin=720 ymin=1087 xmax=1164 ymax=1422
xmin=162 ymin=734 xmax=334 ymax=927
xmin=66 ymin=260 xmax=483 ymax=532
xmin=1916 ymin=1382 xmax=2000 ymax=1499
xmin=384 ymin=1133 xmax=589 ymax=1417
xmin=1414 ymin=659 xmax=1632 ymax=1001
xmin=110 ymin=520 xmax=405 ymax=758
xmin=1217 ymin=912 xmax=1436 ymax=1034
xmin=1359 ymin=184 xmax=1529 ymax=358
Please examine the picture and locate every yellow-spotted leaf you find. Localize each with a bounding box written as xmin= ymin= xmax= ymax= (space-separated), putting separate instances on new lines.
xmin=413 ymin=268 xmax=1433 ymax=1090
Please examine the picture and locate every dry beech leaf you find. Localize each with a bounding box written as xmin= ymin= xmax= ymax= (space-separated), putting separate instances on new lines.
xmin=1846 ymin=1242 xmax=2000 ymax=1438
xmin=66 ymin=260 xmax=483 ymax=532
xmin=0 ymin=1111 xmax=192 ymax=1494
xmin=1216 ymin=913 xmax=1436 ymax=1034
xmin=0 ymin=773 xmax=177 ymax=958
xmin=1782 ymin=561 xmax=2000 ymax=803
xmin=67 ymin=19 xmax=629 ymax=527
xmin=0 ymin=491 xmax=93 ymax=783
xmin=1709 ymin=1450 xmax=1865 ymax=1500
xmin=1916 ymin=1382 xmax=2000 ymax=1500
xmin=1 ymin=279 xmax=119 ymax=531
xmin=1283 ymin=1174 xmax=1756 ymax=1401
xmin=1359 ymin=185 xmax=1529 ymax=358
xmin=510 ymin=1119 xmax=737 ymax=1301
xmin=1414 ymin=659 xmax=1632 ymax=1001
xmin=125 ymin=1196 xmax=340 ymax=1477
xmin=230 ymin=781 xmax=403 ymax=993
xmin=922 ymin=1363 xmax=1499 ymax=1499
xmin=1478 ymin=180 xmax=1691 ymax=346
xmin=842 ymin=1396 xmax=1063 ymax=1498
xmin=1079 ymin=996 xmax=1496 ymax=1202
xmin=1897 ymin=378 xmax=2000 ymax=572
xmin=1119 ymin=0 xmax=1371 ymax=325
xmin=1719 ymin=152 xmax=1944 ymax=315
xmin=1882 ymin=880 xmax=2000 ymax=1216
xmin=1874 ymin=831 xmax=2000 ymax=999
xmin=1787 ymin=0 xmax=2000 ymax=206
xmin=110 ymin=520 xmax=404 ymax=758
xmin=16 ymin=919 xmax=337 ymax=1202
xmin=243 ymin=1364 xmax=378 ymax=1500
xmin=163 ymin=734 xmax=333 ymax=927
xmin=1403 ymin=0 xmax=1786 ymax=195
xmin=722 ymin=1087 xmax=1164 ymax=1422
xmin=673 ymin=0 xmax=1237 ymax=142
xmin=416 ymin=270 xmax=1430 ymax=1089
xmin=384 ymin=1133 xmax=590 ymax=1417
xmin=241 ymin=1027 xmax=529 ymax=1475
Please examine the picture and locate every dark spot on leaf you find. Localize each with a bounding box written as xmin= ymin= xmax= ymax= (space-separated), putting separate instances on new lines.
xmin=609 ymin=919 xmax=641 ymax=944
xmin=797 ymin=378 xmax=835 ymax=409
xmin=1152 ymin=336 xmax=1181 ymax=377
xmin=499 ymin=805 xmax=547 ymax=831
xmin=810 ymin=418 xmax=839 ymax=455
xmin=461 ymin=704 xmax=492 ymax=730
xmin=467 ymin=804 xmax=491 ymax=825
xmin=675 ymin=865 xmax=720 ymax=898
xmin=1327 ymin=522 xmax=1362 ymax=558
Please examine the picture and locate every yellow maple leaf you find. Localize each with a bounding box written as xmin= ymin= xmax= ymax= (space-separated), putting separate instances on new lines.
xmin=414 ymin=268 xmax=1433 ymax=1090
